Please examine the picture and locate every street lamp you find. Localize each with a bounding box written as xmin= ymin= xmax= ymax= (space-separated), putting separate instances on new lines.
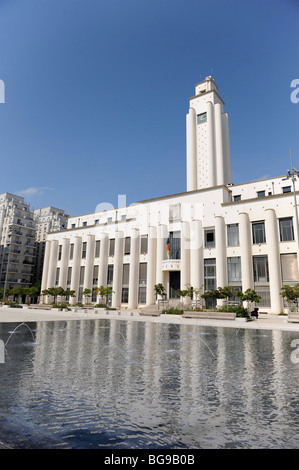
xmin=283 ymin=149 xmax=299 ymax=273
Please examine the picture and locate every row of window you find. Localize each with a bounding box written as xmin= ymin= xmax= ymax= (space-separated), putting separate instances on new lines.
xmin=57 ymin=235 xmax=149 ymax=261
xmin=59 ymin=262 xmax=148 ymax=304
xmin=204 ymin=256 xmax=269 ymax=291
xmin=70 ymin=215 xmax=128 ymax=229
xmin=58 ymin=216 xmax=295 ymax=263
xmin=205 ymin=217 xmax=294 ymax=248
xmin=233 ymin=185 xmax=291 ymax=201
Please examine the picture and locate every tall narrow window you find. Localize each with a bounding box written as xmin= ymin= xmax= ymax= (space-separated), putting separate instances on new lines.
xmin=67 ymin=267 xmax=72 ymax=286
xmin=107 ymin=265 xmax=114 ymax=285
xmin=78 ymin=266 xmax=85 ymax=302
xmin=252 ymin=222 xmax=266 ymax=244
xmin=204 ymin=258 xmax=216 ymax=291
xmin=204 ymin=258 xmax=216 ymax=309
xmin=124 ymin=237 xmax=131 ymax=255
xmin=79 ymin=266 xmax=85 ymax=285
xmin=121 ymin=263 xmax=130 ymax=303
xmin=204 ymin=229 xmax=215 ymax=248
xmin=109 ymin=239 xmax=115 ymax=256
xmin=93 ymin=265 xmax=99 ymax=286
xmin=139 ymin=263 xmax=147 ymax=285
xmin=140 ymin=235 xmax=148 ymax=254
xmin=253 ymin=256 xmax=269 ymax=282
xmin=138 ymin=262 xmax=147 ymax=304
xmin=55 ymin=268 xmax=60 ymax=286
xmin=279 ymin=217 xmax=294 ymax=241
xmin=92 ymin=265 xmax=99 ymax=302
xmin=227 ymin=257 xmax=241 ymax=283
xmin=58 ymin=245 xmax=62 ymax=260
xmin=69 ymin=243 xmax=74 ymax=260
xmin=95 ymin=240 xmax=100 ymax=258
xmin=82 ymin=242 xmax=87 ymax=259
xmin=169 ymin=231 xmax=181 ymax=259
xmin=227 ymin=224 xmax=239 ymax=246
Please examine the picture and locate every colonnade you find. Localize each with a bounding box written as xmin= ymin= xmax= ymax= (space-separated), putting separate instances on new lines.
xmin=41 ymin=210 xmax=284 ymax=312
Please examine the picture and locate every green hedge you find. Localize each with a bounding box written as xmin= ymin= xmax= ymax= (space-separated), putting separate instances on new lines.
xmin=216 ymin=305 xmax=249 ymax=317
xmin=162 ymin=307 xmax=184 ymax=315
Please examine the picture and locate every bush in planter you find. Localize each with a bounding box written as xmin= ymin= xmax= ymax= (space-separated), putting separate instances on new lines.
xmin=4 ymin=301 xmax=23 ymax=308
xmin=52 ymin=303 xmax=70 ymax=310
xmin=95 ymin=303 xmax=116 ymax=310
xmin=280 ymin=285 xmax=299 ymax=311
xmin=216 ymin=305 xmax=249 ymax=318
xmin=162 ymin=307 xmax=183 ymax=315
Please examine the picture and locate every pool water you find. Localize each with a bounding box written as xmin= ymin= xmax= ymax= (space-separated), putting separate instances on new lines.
xmin=0 ymin=319 xmax=299 ymax=449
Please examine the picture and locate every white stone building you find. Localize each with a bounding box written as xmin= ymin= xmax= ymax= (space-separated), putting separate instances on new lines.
xmin=33 ymin=207 xmax=69 ymax=284
xmin=41 ymin=77 xmax=299 ymax=313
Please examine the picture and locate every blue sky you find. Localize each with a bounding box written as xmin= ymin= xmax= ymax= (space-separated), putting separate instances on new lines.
xmin=0 ymin=0 xmax=298 ymax=216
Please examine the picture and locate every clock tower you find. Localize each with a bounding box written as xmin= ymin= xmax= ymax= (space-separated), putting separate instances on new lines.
xmin=186 ymin=76 xmax=231 ymax=191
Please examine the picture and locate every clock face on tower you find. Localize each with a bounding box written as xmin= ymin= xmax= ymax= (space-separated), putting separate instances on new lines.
xmin=197 ymin=112 xmax=207 ymax=124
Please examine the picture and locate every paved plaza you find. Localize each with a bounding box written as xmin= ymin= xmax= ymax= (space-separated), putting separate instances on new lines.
xmin=0 ymin=305 xmax=298 ymax=333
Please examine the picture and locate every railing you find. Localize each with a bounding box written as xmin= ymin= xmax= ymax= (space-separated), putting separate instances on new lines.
xmin=158 ymin=299 xmax=169 ymax=310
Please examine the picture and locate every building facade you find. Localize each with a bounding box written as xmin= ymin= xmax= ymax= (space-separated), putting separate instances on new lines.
xmin=33 ymin=207 xmax=69 ymax=284
xmin=0 ymin=193 xmax=37 ymax=291
xmin=41 ymin=77 xmax=299 ymax=313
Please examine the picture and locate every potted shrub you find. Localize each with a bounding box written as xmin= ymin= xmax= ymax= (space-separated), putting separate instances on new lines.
xmin=154 ymin=283 xmax=166 ymax=300
xmin=280 ymin=284 xmax=299 ymax=313
xmin=237 ymin=288 xmax=261 ymax=316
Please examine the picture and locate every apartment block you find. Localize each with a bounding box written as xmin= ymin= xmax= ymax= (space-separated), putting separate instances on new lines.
xmin=0 ymin=193 xmax=36 ymax=291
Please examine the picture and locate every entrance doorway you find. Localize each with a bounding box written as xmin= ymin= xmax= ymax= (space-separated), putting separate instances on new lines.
xmin=169 ymin=271 xmax=180 ymax=299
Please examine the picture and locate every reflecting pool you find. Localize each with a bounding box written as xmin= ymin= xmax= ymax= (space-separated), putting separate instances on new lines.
xmin=1 ymin=319 xmax=299 ymax=449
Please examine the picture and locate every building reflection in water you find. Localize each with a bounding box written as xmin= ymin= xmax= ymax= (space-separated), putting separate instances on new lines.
xmin=1 ymin=319 xmax=299 ymax=448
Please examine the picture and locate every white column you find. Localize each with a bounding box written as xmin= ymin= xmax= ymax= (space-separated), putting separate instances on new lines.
xmin=70 ymin=236 xmax=82 ymax=305
xmin=239 ymin=212 xmax=253 ymax=291
xmin=112 ymin=230 xmax=124 ymax=308
xmin=207 ymin=101 xmax=216 ymax=187
xmin=215 ymin=216 xmax=227 ymax=306
xmin=146 ymin=225 xmax=157 ymax=305
xmin=265 ymin=208 xmax=283 ymax=313
xmin=40 ymin=240 xmax=51 ymax=294
xmin=128 ymin=229 xmax=139 ymax=308
xmin=47 ymin=240 xmax=58 ymax=289
xmin=98 ymin=234 xmax=108 ymax=287
xmin=84 ymin=234 xmax=95 ymax=291
xmin=214 ymin=102 xmax=225 ymax=186
xmin=222 ymin=112 xmax=231 ymax=185
xmin=190 ymin=219 xmax=203 ymax=292
xmin=186 ymin=107 xmax=197 ymax=191
xmin=58 ymin=238 xmax=70 ymax=289
xmin=181 ymin=221 xmax=190 ymax=291
xmin=156 ymin=224 xmax=167 ymax=286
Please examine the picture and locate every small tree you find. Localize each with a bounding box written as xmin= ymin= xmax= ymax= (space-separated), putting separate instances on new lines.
xmin=280 ymin=284 xmax=299 ymax=311
xmin=175 ymin=289 xmax=189 ymax=306
xmin=154 ymin=283 xmax=166 ymax=299
xmin=237 ymin=288 xmax=261 ymax=313
xmin=96 ymin=285 xmax=114 ymax=305
xmin=217 ymin=286 xmax=234 ymax=306
xmin=201 ymin=289 xmax=222 ymax=309
xmin=82 ymin=288 xmax=92 ymax=304
xmin=41 ymin=286 xmax=65 ymax=304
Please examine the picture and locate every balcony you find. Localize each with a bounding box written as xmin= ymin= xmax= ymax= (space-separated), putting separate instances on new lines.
xmin=162 ymin=259 xmax=181 ymax=272
xmin=25 ymin=243 xmax=36 ymax=248
xmin=23 ymin=259 xmax=35 ymax=265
